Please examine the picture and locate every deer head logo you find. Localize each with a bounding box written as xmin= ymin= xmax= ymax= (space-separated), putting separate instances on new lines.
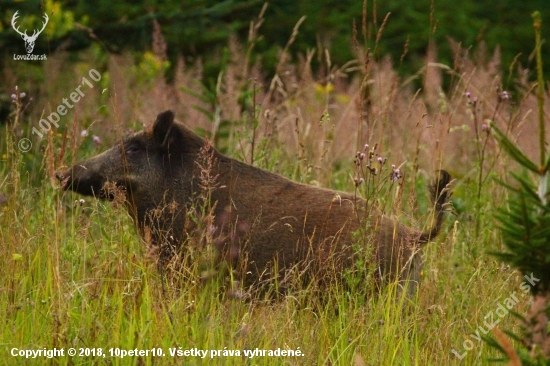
xmin=11 ymin=11 xmax=49 ymax=54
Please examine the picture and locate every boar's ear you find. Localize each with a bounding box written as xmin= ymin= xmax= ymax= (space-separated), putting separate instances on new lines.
xmin=153 ymin=110 xmax=182 ymax=150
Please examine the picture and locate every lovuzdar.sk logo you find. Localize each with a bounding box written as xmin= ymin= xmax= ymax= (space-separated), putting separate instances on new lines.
xmin=12 ymin=10 xmax=48 ymax=61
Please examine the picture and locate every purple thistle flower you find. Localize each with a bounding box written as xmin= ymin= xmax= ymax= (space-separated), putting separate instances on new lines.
xmin=92 ymin=135 xmax=101 ymax=145
xmin=19 ymin=92 xmax=26 ymax=98
xmin=208 ymin=225 xmax=217 ymax=235
xmin=390 ymin=168 xmax=402 ymax=182
xmin=11 ymin=94 xmax=16 ymax=100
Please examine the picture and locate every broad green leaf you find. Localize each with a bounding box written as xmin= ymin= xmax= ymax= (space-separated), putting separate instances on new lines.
xmin=490 ymin=122 xmax=539 ymax=173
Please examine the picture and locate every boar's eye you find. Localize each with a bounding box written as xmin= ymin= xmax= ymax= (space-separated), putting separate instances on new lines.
xmin=124 ymin=144 xmax=142 ymax=154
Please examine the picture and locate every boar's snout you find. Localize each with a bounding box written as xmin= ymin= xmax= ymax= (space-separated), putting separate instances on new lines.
xmin=55 ymin=169 xmax=71 ymax=191
xmin=54 ymin=170 xmax=64 ymax=181
xmin=55 ymin=164 xmax=105 ymax=197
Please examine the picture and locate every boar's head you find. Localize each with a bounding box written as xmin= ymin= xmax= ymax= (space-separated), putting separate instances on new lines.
xmin=56 ymin=111 xmax=204 ymax=223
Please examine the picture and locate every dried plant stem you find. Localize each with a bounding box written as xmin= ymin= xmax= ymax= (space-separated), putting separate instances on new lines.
xmin=532 ymin=12 xmax=545 ymax=167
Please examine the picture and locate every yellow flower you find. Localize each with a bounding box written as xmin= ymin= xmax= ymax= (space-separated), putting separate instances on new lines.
xmin=335 ymin=93 xmax=351 ymax=104
xmin=314 ymin=82 xmax=334 ymax=95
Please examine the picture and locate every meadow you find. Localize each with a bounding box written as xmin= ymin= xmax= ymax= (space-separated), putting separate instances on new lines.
xmin=1 ymin=17 xmax=548 ymax=365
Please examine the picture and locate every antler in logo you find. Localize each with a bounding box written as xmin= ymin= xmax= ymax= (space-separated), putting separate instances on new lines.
xmin=11 ymin=11 xmax=49 ymax=54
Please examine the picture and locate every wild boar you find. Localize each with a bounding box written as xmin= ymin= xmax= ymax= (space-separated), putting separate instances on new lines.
xmin=56 ymin=110 xmax=450 ymax=294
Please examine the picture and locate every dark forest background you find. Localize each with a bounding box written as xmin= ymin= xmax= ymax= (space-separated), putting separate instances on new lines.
xmin=1 ymin=0 xmax=548 ymax=80
xmin=1 ymin=0 xmax=549 ymax=125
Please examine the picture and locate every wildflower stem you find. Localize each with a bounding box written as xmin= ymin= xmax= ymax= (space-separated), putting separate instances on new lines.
xmin=251 ymin=82 xmax=257 ymax=165
xmin=532 ymin=11 xmax=545 ymax=168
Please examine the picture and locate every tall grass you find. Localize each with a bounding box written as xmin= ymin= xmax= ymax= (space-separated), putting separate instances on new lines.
xmin=1 ymin=9 xmax=549 ymax=366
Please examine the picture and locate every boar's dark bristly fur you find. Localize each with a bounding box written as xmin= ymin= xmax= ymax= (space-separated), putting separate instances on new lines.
xmin=56 ymin=110 xmax=451 ymax=294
